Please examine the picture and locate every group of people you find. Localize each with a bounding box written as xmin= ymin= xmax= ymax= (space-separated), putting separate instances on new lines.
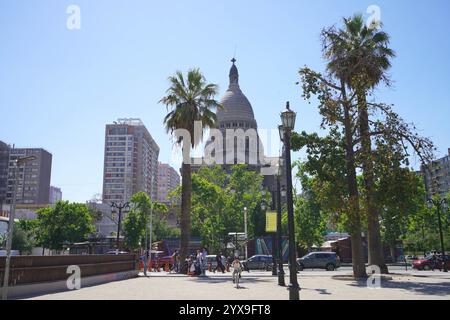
xmin=186 ymin=248 xmax=209 ymax=276
xmin=429 ymin=251 xmax=446 ymax=271
xmin=167 ymin=248 xmax=244 ymax=282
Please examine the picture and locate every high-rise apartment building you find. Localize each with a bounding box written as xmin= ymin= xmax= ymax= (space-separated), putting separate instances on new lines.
xmin=5 ymin=147 xmax=52 ymax=205
xmin=102 ymin=118 xmax=159 ymax=204
xmin=422 ymin=148 xmax=450 ymax=199
xmin=157 ymin=162 xmax=180 ymax=203
xmin=49 ymin=186 xmax=63 ymax=204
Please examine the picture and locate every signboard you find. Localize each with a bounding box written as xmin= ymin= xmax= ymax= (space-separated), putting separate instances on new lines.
xmin=265 ymin=211 xmax=277 ymax=233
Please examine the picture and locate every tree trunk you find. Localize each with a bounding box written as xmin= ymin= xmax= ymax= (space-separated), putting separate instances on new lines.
xmin=357 ymin=91 xmax=388 ymax=274
xmin=179 ymin=162 xmax=192 ymax=272
xmin=342 ymin=84 xmax=367 ymax=279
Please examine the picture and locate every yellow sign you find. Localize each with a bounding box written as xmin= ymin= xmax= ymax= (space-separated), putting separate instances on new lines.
xmin=265 ymin=211 xmax=277 ymax=233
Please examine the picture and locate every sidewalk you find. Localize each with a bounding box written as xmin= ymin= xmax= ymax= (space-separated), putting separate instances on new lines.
xmin=27 ymin=271 xmax=450 ymax=300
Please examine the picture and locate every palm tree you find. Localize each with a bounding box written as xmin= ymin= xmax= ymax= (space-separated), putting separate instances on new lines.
xmin=323 ymin=14 xmax=395 ymax=273
xmin=160 ymin=68 xmax=221 ymax=270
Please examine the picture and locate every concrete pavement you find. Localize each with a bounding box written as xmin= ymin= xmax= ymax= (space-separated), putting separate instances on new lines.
xmin=26 ymin=268 xmax=450 ymax=300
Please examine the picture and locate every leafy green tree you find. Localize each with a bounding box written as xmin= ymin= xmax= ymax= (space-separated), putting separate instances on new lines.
xmin=35 ymin=201 xmax=95 ymax=250
xmin=368 ymin=140 xmax=422 ymax=259
xmin=172 ymin=165 xmax=268 ymax=253
xmin=190 ymin=172 xmax=226 ymax=252
xmin=11 ymin=222 xmax=35 ymax=254
xmin=297 ymin=67 xmax=367 ymax=278
xmin=294 ymin=172 xmax=327 ymax=251
xmin=226 ymin=165 xmax=266 ymax=239
xmin=151 ymin=201 xmax=179 ymax=241
xmin=123 ymin=192 xmax=173 ymax=251
xmin=160 ymin=68 xmax=221 ymax=264
xmin=295 ymin=13 xmax=435 ymax=277
xmin=122 ymin=210 xmax=146 ymax=251
xmin=403 ymin=193 xmax=450 ymax=255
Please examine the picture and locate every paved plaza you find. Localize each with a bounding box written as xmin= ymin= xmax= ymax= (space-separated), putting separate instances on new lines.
xmin=27 ymin=268 xmax=450 ymax=300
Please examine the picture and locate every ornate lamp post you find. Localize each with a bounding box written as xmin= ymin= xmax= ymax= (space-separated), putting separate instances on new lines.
xmin=427 ymin=198 xmax=448 ymax=272
xmin=279 ymin=101 xmax=300 ymax=300
xmin=111 ymin=201 xmax=130 ymax=253
xmin=276 ymin=166 xmax=286 ymax=286
xmin=2 ymin=155 xmax=36 ymax=300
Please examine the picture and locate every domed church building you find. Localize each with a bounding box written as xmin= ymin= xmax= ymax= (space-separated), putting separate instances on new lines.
xmin=191 ymin=59 xmax=285 ymax=204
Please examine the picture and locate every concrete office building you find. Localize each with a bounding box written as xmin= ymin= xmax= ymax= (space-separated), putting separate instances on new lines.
xmin=5 ymin=147 xmax=52 ymax=205
xmin=422 ymin=148 xmax=450 ymax=199
xmin=102 ymin=118 xmax=159 ymax=204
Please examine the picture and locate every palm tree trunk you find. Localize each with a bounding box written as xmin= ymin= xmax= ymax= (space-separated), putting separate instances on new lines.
xmin=357 ymin=90 xmax=388 ymax=274
xmin=342 ymin=84 xmax=367 ymax=279
xmin=179 ymin=162 xmax=192 ymax=272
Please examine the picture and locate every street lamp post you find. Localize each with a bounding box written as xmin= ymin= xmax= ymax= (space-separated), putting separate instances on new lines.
xmin=279 ymin=101 xmax=300 ymax=300
xmin=2 ymin=155 xmax=36 ymax=300
xmin=271 ymin=223 xmax=277 ymax=277
xmin=276 ymin=175 xmax=286 ymax=286
xmin=111 ymin=201 xmax=130 ymax=253
xmin=144 ymin=176 xmax=155 ymax=276
xmin=244 ymin=207 xmax=248 ymax=260
xmin=427 ymin=198 xmax=448 ymax=272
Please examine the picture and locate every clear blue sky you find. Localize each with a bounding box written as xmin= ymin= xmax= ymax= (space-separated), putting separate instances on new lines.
xmin=1 ymin=0 xmax=449 ymax=202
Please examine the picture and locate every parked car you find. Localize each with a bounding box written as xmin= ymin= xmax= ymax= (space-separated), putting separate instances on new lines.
xmin=297 ymin=252 xmax=341 ymax=271
xmin=242 ymin=255 xmax=274 ymax=271
xmin=412 ymin=255 xmax=450 ymax=271
xmin=403 ymin=255 xmax=418 ymax=263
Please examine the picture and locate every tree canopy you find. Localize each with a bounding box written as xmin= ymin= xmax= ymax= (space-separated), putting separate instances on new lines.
xmin=35 ymin=201 xmax=95 ymax=250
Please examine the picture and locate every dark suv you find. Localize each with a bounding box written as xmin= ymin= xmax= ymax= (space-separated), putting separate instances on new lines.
xmin=297 ymin=252 xmax=341 ymax=271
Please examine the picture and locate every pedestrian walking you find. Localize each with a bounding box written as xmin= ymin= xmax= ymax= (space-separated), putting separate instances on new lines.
xmin=201 ymin=247 xmax=208 ymax=276
xmin=171 ymin=249 xmax=180 ymax=273
xmin=431 ymin=252 xmax=438 ymax=271
xmin=214 ymin=253 xmax=225 ymax=273
xmin=221 ymin=254 xmax=226 ymax=272
xmin=195 ymin=250 xmax=202 ymax=276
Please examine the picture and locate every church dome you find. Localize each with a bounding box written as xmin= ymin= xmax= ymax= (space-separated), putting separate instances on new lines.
xmin=216 ymin=59 xmax=257 ymax=128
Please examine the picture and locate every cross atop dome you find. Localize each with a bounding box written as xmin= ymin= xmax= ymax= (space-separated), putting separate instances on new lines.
xmin=229 ymin=58 xmax=239 ymax=85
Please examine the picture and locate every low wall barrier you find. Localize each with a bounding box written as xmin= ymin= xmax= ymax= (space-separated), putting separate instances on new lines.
xmin=0 ymin=254 xmax=139 ymax=298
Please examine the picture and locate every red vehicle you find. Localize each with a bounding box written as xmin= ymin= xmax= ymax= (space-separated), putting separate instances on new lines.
xmin=140 ymin=251 xmax=174 ymax=268
xmin=412 ymin=255 xmax=450 ymax=271
xmin=151 ymin=251 xmax=174 ymax=268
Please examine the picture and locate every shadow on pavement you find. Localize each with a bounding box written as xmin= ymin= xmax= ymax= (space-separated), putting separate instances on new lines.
xmin=300 ymin=287 xmax=332 ymax=295
xmin=347 ymin=278 xmax=450 ymax=296
xmin=186 ymin=276 xmax=274 ymax=285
